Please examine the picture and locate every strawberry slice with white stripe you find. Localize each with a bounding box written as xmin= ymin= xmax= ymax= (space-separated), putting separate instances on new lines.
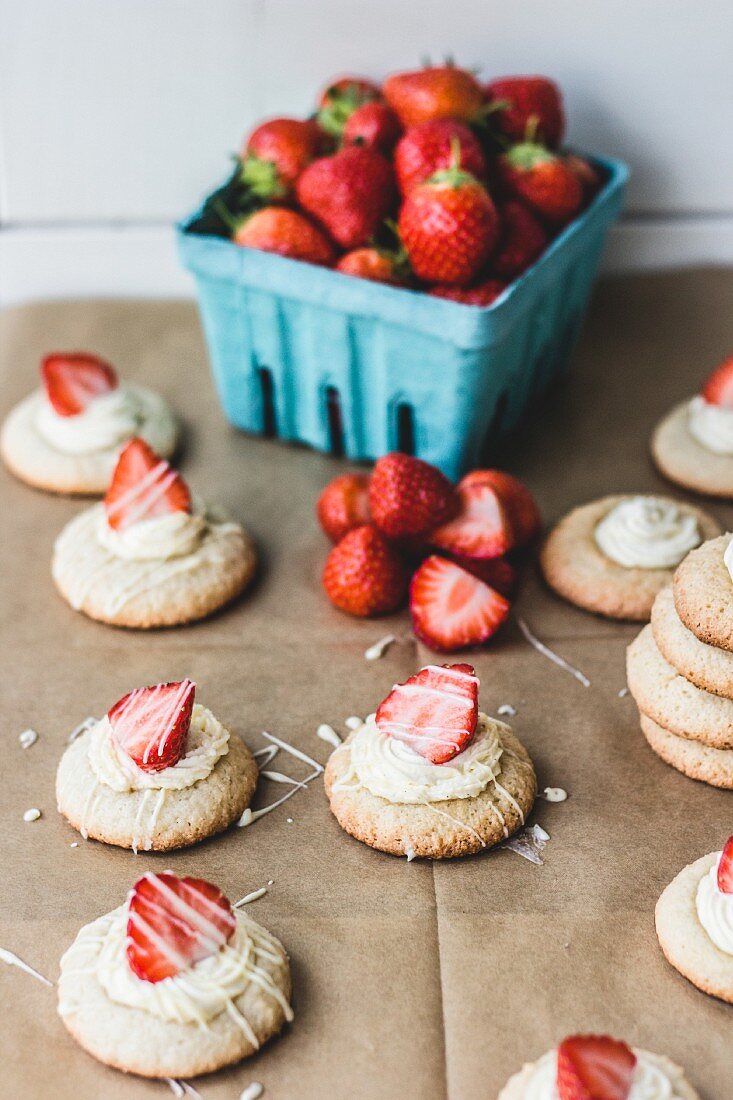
xmin=375 ymin=663 xmax=479 ymax=764
xmin=126 ymin=872 xmax=236 ymax=983
xmin=104 ymin=438 xmax=191 ymax=532
xmin=108 ymin=679 xmax=195 ymax=772
xmin=41 ymin=352 xmax=118 ymax=417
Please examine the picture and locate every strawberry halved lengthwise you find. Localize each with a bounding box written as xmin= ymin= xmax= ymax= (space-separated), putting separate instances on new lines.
xmin=126 ymin=871 xmax=236 ymax=983
xmin=431 ymin=479 xmax=513 ymax=560
xmin=718 ymin=835 xmax=733 ymax=893
xmin=376 ymin=662 xmax=479 ymax=763
xmin=108 ymin=679 xmax=196 ymax=773
xmin=41 ymin=352 xmax=118 ymax=417
xmin=701 ymin=354 xmax=733 ymax=407
xmin=556 ymin=1034 xmax=637 ymax=1100
xmin=104 ymin=438 xmax=191 ymax=532
xmin=460 ymin=469 xmax=541 ymax=547
xmin=410 ymin=555 xmax=511 ymax=653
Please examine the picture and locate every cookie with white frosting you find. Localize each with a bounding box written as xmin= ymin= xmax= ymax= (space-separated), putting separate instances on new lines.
xmin=639 ymin=713 xmax=733 ymax=788
xmin=540 ymin=495 xmax=720 ymax=621
xmin=52 ymin=437 xmax=256 ymax=628
xmin=651 ymin=585 xmax=733 ymax=698
xmin=499 ymin=1033 xmax=699 ymax=1100
xmin=655 ymin=839 xmax=733 ymax=1005
xmin=56 ymin=680 xmax=257 ymax=851
xmin=673 ymin=534 xmax=733 ymax=652
xmin=652 ymin=355 xmax=733 ymax=498
xmin=58 ymin=872 xmax=292 ymax=1077
xmin=1 ymin=352 xmax=178 ymax=495
xmin=324 ymin=663 xmax=536 ymax=859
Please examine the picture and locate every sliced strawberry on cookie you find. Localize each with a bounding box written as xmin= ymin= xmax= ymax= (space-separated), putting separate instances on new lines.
xmin=410 ymin=555 xmax=511 ymax=652
xmin=701 ymin=354 xmax=733 ymax=407
xmin=108 ymin=679 xmax=195 ymax=772
xmin=104 ymin=438 xmax=191 ymax=532
xmin=431 ymin=478 xmax=512 ymax=559
xmin=41 ymin=352 xmax=117 ymax=417
xmin=557 ymin=1035 xmax=637 ymax=1100
xmin=461 ymin=469 xmax=541 ymax=547
xmin=126 ymin=871 xmax=236 ymax=983
xmin=369 ymin=452 xmax=457 ymax=540
xmin=317 ymin=472 xmax=372 ymax=543
xmin=376 ymin=662 xmax=478 ymax=763
xmin=718 ymin=835 xmax=733 ymax=893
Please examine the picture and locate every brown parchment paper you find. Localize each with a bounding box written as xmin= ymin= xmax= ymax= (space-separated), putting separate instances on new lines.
xmin=0 ymin=270 xmax=731 ymax=1100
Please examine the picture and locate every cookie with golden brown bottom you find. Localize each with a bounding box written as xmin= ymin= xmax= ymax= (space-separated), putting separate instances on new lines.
xmin=58 ymin=872 xmax=293 ymax=1078
xmin=655 ymin=845 xmax=733 ymax=1005
xmin=651 ymin=585 xmax=733 ymax=698
xmin=652 ymin=399 xmax=733 ymax=499
xmin=540 ymin=495 xmax=720 ymax=621
xmin=673 ymin=534 xmax=733 ymax=652
xmin=639 ymin=713 xmax=733 ymax=789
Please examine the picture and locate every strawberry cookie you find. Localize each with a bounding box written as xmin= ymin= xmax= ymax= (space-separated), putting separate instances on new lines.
xmin=324 ymin=663 xmax=536 ymax=858
xmin=499 ymin=1033 xmax=699 ymax=1099
xmin=56 ymin=680 xmax=257 ymax=851
xmin=1 ymin=352 xmax=177 ymax=495
xmin=655 ymin=836 xmax=733 ymax=1004
xmin=540 ymin=494 xmax=720 ymax=620
xmin=52 ymin=438 xmax=256 ymax=627
xmin=58 ymin=872 xmax=292 ymax=1077
xmin=652 ymin=354 xmax=733 ymax=497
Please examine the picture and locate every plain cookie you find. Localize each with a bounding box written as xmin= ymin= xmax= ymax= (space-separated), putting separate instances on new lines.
xmin=652 ymin=401 xmax=733 ymax=498
xmin=639 ymin=713 xmax=733 ymax=789
xmin=652 ymin=586 xmax=733 ymax=698
xmin=673 ymin=534 xmax=733 ymax=652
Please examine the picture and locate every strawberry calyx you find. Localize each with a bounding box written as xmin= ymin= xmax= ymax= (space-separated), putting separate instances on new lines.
xmin=317 ymin=83 xmax=380 ymax=138
xmin=504 ymin=138 xmax=556 ymax=172
xmin=426 ymin=136 xmax=484 ymax=190
xmin=240 ymin=152 xmax=290 ymax=201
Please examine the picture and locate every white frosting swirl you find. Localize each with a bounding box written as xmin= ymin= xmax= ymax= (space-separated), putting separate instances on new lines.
xmin=87 ymin=703 xmax=229 ymax=792
xmin=519 ymin=1048 xmax=689 ymax=1100
xmin=688 ymin=395 xmax=733 ymax=455
xmin=35 ymin=385 xmax=142 ymax=455
xmin=594 ymin=497 xmax=700 ymax=569
xmin=333 ymin=713 xmax=504 ymax=803
xmin=695 ymin=850 xmax=733 ymax=955
xmin=96 ymin=506 xmax=207 ymax=561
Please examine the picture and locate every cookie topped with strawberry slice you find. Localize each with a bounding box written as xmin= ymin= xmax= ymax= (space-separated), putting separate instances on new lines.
xmin=56 ymin=678 xmax=258 ymax=852
xmin=0 ymin=350 xmax=178 ymax=495
xmin=324 ymin=662 xmax=536 ymax=859
xmin=57 ymin=872 xmax=293 ymax=1079
xmin=51 ymin=438 xmax=256 ymax=628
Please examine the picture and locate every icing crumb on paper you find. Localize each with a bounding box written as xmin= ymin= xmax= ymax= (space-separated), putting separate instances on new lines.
xmin=497 ymin=703 xmax=517 ymax=717
xmin=501 ymin=824 xmax=550 ymax=865
xmin=23 ymin=808 xmax=41 ymax=822
xmin=542 ymin=787 xmax=568 ymax=803
xmin=364 ymin=634 xmax=396 ymax=661
xmin=234 ymin=887 xmax=268 ymax=908
xmin=316 ymin=723 xmax=342 ymax=748
xmin=618 ymin=687 xmax=629 ymax=698
xmin=240 ymin=1085 xmax=265 ymax=1100
xmin=19 ymin=729 xmax=38 ymax=749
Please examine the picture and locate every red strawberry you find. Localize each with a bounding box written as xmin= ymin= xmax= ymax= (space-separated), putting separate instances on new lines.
xmin=486 ymin=76 xmax=565 ymax=148
xmin=498 ymin=141 xmax=582 ymax=227
xmin=317 ymin=76 xmax=382 ymax=137
xmin=233 ymin=207 xmax=335 ymax=266
xmin=565 ymin=154 xmax=603 ymax=202
xmin=383 ymin=64 xmax=485 ymax=128
xmin=375 ymin=662 xmax=479 ymax=763
xmin=450 ymin=554 xmax=518 ymax=598
xmin=322 ymin=525 xmax=406 ymax=617
xmin=296 ymin=146 xmax=397 ymax=250
xmin=430 ymin=278 xmax=506 ymax=307
xmin=317 ymin=472 xmax=372 ymax=542
xmin=718 ymin=835 xmax=733 ymax=893
xmin=398 ymin=153 xmax=499 ymax=286
xmin=241 ymin=117 xmax=322 ymax=198
xmin=491 ymin=201 xmax=547 ymax=279
xmin=41 ymin=352 xmax=117 ymax=417
xmin=556 ymin=1035 xmax=637 ymax=1100
xmin=369 ymin=452 xmax=457 ymax=539
xmin=701 ymin=355 xmax=733 ymax=407
xmin=461 ymin=469 xmax=541 ymax=546
xmin=335 ymin=247 xmax=405 ymax=285
xmin=108 ymin=679 xmax=195 ymax=772
xmin=343 ymin=101 xmax=402 ymax=154
xmin=104 ymin=438 xmax=191 ymax=532
xmin=410 ymin=555 xmax=510 ymax=652
xmin=431 ymin=479 xmax=513 ymax=559
xmin=126 ymin=872 xmax=236 ymax=983
xmin=394 ymin=120 xmax=486 ymax=196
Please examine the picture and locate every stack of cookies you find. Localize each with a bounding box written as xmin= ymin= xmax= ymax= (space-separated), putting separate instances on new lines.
xmin=626 ymin=534 xmax=733 ymax=788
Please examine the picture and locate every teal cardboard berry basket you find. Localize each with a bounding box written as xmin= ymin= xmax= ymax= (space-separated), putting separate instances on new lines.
xmin=178 ymin=155 xmax=627 ymax=480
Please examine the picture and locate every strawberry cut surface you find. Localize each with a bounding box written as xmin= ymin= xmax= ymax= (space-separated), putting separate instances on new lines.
xmin=431 ymin=480 xmax=513 ymax=559
xmin=375 ymin=662 xmax=479 ymax=763
xmin=126 ymin=872 xmax=236 ymax=984
xmin=718 ymin=835 xmax=733 ymax=893
xmin=556 ymin=1035 xmax=637 ymax=1100
xmin=108 ymin=679 xmax=195 ymax=772
xmin=701 ymin=355 xmax=733 ymax=408
xmin=410 ymin=555 xmax=511 ymax=652
xmin=104 ymin=438 xmax=191 ymax=532
xmin=460 ymin=469 xmax=541 ymax=547
xmin=41 ymin=352 xmax=118 ymax=417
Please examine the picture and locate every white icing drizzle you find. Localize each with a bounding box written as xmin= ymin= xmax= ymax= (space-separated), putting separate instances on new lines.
xmin=364 ymin=633 xmax=397 ymax=661
xmin=165 ymin=1080 xmax=185 ymax=1098
xmin=79 ymin=779 xmax=102 ymax=839
xmin=345 ymin=716 xmax=363 ymax=730
xmin=501 ymin=824 xmax=549 ymax=865
xmin=497 ymin=703 xmax=517 ymax=717
xmin=253 ymin=745 xmax=279 ymax=767
xmin=239 ymin=731 xmax=322 ymax=827
xmin=23 ymin=808 xmax=41 ymax=822
xmin=260 ymin=730 xmax=324 ymax=774
xmin=18 ymin=728 xmax=38 ymax=748
xmin=516 ymin=616 xmax=591 ymax=688
xmin=240 ymin=1084 xmax=264 ymax=1100
xmin=695 ymin=851 xmax=733 ymax=955
xmin=234 ymin=888 xmax=268 ymax=908
xmin=317 ymin=723 xmax=342 ymax=748
xmin=0 ymin=947 xmax=53 ymax=987
xmin=68 ymin=715 xmax=98 ymax=743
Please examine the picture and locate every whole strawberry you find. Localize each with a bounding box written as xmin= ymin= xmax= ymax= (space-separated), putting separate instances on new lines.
xmin=343 ymin=101 xmax=402 ymax=154
xmin=498 ymin=140 xmax=582 ymax=227
xmin=486 ymin=76 xmax=565 ymax=148
xmin=241 ymin=117 xmax=322 ymax=199
xmin=384 ymin=64 xmax=485 ymax=127
xmin=336 ymin=247 xmax=406 ymax=284
xmin=296 ymin=146 xmax=397 ymax=250
xmin=322 ymin=525 xmax=406 ymax=617
xmin=491 ymin=200 xmax=547 ymax=278
xmin=317 ymin=473 xmax=371 ymax=542
xmin=369 ymin=452 xmax=457 ymax=539
xmin=233 ymin=207 xmax=336 ymax=265
xmin=394 ymin=119 xmax=486 ymax=196
xmin=398 ymin=149 xmax=499 ymax=286
xmin=430 ymin=278 xmax=506 ymax=307
xmin=565 ymin=153 xmax=603 ymax=203
xmin=317 ymin=76 xmax=381 ymax=138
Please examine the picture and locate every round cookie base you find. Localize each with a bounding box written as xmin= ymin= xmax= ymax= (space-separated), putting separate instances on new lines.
xmin=652 ymin=401 xmax=733 ymax=499
xmin=540 ymin=494 xmax=721 ymax=621
xmin=498 ymin=1051 xmax=699 ymax=1100
xmin=324 ymin=726 xmax=536 ymax=860
xmin=651 ymin=585 xmax=733 ymax=699
xmin=56 ymin=731 xmax=258 ymax=851
xmin=639 ymin=713 xmax=733 ymax=789
xmin=673 ymin=534 xmax=733 ymax=653
xmin=655 ymin=852 xmax=733 ymax=1005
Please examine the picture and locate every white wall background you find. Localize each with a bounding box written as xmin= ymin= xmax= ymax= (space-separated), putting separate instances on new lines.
xmin=0 ymin=0 xmax=732 ymax=306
